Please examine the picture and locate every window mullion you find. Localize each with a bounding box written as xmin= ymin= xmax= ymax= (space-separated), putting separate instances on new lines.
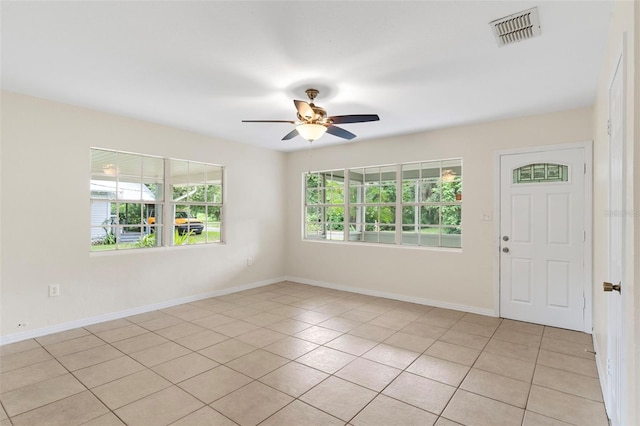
xmin=163 ymin=158 xmax=172 ymax=247
xmin=344 ymin=169 xmax=349 ymax=242
xmin=395 ymin=164 xmax=402 ymax=244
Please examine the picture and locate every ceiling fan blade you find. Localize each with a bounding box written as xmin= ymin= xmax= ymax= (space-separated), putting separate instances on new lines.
xmin=282 ymin=129 xmax=299 ymax=140
xmin=329 ymin=114 xmax=380 ymax=124
xmin=326 ymin=125 xmax=356 ymax=140
xmin=242 ymin=120 xmax=296 ymax=123
xmin=294 ymin=100 xmax=315 ymax=120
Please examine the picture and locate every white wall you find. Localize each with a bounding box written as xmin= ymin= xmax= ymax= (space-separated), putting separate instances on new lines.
xmin=591 ymin=1 xmax=638 ymax=424
xmin=0 ymin=91 xmax=286 ymax=340
xmin=284 ymin=108 xmax=593 ymax=313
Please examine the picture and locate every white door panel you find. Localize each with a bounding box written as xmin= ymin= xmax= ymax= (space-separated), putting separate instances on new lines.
xmin=605 ymin=47 xmax=624 ymax=426
xmin=500 ymin=149 xmax=585 ymax=331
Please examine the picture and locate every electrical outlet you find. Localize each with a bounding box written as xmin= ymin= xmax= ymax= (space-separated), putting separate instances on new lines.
xmin=49 ymin=284 xmax=60 ymax=297
xmin=17 ymin=322 xmax=29 ymax=328
xmin=247 ymin=257 xmax=253 ymax=266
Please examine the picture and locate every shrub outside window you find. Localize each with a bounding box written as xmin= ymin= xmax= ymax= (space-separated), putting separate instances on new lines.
xmin=304 ymin=159 xmax=462 ymax=248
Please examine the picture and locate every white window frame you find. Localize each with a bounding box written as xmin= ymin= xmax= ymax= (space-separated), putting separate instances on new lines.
xmin=303 ymin=159 xmax=462 ymax=249
xmin=90 ymin=148 xmax=224 ymax=251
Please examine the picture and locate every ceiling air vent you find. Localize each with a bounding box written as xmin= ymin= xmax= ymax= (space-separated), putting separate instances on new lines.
xmin=490 ymin=7 xmax=541 ymax=47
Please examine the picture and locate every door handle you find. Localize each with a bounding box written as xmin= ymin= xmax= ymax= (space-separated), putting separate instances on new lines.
xmin=603 ymin=282 xmax=621 ymax=293
xmin=502 ymin=247 xmax=509 ymax=253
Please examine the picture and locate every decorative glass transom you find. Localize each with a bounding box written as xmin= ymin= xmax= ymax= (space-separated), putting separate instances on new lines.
xmin=513 ymin=163 xmax=568 ymax=183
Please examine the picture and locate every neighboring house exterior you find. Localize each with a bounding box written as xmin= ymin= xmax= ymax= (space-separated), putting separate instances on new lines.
xmin=90 ymin=180 xmax=155 ymax=238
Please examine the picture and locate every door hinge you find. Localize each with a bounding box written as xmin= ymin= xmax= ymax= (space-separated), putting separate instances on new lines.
xmin=584 ymin=230 xmax=586 ymax=242
xmin=584 ymin=163 xmax=587 ymax=174
xmin=583 ymin=295 xmax=586 ymax=309
xmin=607 ymin=120 xmax=611 ymax=136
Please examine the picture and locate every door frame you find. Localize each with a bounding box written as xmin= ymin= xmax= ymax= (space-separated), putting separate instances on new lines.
xmin=493 ymin=141 xmax=593 ymax=333
xmin=603 ymin=34 xmax=627 ymax=426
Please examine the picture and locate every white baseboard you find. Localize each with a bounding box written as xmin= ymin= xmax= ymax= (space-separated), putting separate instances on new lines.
xmin=285 ymin=276 xmax=497 ymax=317
xmin=0 ymin=277 xmax=286 ymax=346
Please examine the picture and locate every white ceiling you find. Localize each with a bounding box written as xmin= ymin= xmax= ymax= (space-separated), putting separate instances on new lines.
xmin=1 ymin=1 xmax=613 ymax=152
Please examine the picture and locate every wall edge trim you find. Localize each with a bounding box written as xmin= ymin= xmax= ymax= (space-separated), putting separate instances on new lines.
xmin=285 ymin=276 xmax=497 ymax=317
xmin=0 ymin=276 xmax=286 ymax=346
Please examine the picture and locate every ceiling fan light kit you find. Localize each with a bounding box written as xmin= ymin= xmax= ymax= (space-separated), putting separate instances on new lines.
xmin=296 ymin=123 xmax=327 ymax=142
xmin=242 ymin=88 xmax=379 ymax=143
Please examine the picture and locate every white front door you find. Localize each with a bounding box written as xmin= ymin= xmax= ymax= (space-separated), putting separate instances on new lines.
xmin=500 ymin=148 xmax=586 ymax=331
xmin=604 ymin=47 xmax=625 ymax=426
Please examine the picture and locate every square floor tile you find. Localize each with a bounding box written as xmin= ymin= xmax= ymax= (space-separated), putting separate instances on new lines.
xmin=325 ymin=334 xmax=378 ymax=356
xmin=74 ymin=356 xmax=146 ymax=388
xmin=152 ymin=352 xmax=219 ymax=383
xmin=543 ymin=327 xmax=593 ymax=345
xmin=81 ymin=412 xmax=126 ymax=425
xmin=499 ymin=320 xmax=545 ymax=336
xmin=425 ymin=341 xmax=480 ymax=366
xmin=0 ymin=347 xmax=53 ymax=374
xmin=294 ymin=325 xmax=343 ymax=345
xmin=352 ymin=394 xmax=438 ymax=426
xmin=406 ymin=355 xmax=469 ymax=386
xmin=540 ymin=335 xmax=595 ymax=359
xmin=439 ymin=330 xmax=490 ymax=350
xmin=226 ymin=349 xmax=289 ymax=379
xmin=110 ymin=332 xmax=169 ymax=354
xmin=84 ymin=319 xmax=132 ymax=334
xmin=57 ymin=344 xmax=123 ymax=371
xmin=300 ymin=376 xmax=376 ymax=422
xmin=522 ymin=410 xmax=573 ymax=426
xmin=402 ymin=322 xmax=448 ymax=339
xmin=533 ymin=365 xmax=603 ymax=402
xmin=383 ymin=331 xmax=435 ymax=353
xmin=115 ymin=386 xmax=204 ymax=425
xmin=10 ymin=391 xmax=108 ymax=426
xmin=442 ymin=389 xmax=524 ymax=426
xmin=483 ymin=338 xmax=539 ymax=363
xmin=178 ymin=365 xmax=252 ymax=404
xmin=197 ymin=338 xmax=257 ymax=364
xmin=92 ymin=369 xmax=171 ymax=410
xmin=296 ymin=346 xmax=356 ymax=374
xmin=460 ymin=368 xmax=530 ymax=408
xmin=0 ymin=340 xmax=40 ymax=358
xmin=95 ymin=324 xmax=148 ymax=343
xmin=450 ymin=320 xmax=497 ymax=337
xmin=260 ymin=400 xmax=344 ymax=426
xmin=259 ymin=361 xmax=329 ymax=397
xmin=536 ymin=349 xmax=598 ymax=378
xmin=266 ymin=318 xmax=313 ymax=335
xmin=129 ymin=341 xmax=192 ymax=367
xmin=191 ymin=313 xmax=236 ymax=330
xmin=1 ymin=373 xmax=86 ymax=417
xmin=362 ymin=343 xmax=420 ymax=369
xmin=34 ymin=328 xmax=90 ymax=347
xmin=43 ymin=335 xmax=105 ymax=358
xmin=493 ymin=328 xmax=542 ymax=348
xmin=382 ymin=371 xmax=455 ymax=415
xmin=211 ymin=381 xmax=293 ymax=426
xmin=174 ymin=329 xmax=228 ymax=351
xmin=170 ymin=406 xmax=237 ymax=426
xmin=336 ymin=357 xmax=401 ymax=392
xmin=214 ymin=320 xmax=261 ymax=337
xmin=348 ymin=324 xmax=395 ymax=342
xmin=262 ymin=336 xmax=319 ymax=360
xmin=154 ymin=322 xmax=207 ymax=340
xmin=236 ymin=328 xmax=287 ymax=348
xmin=527 ymin=385 xmax=608 ymax=425
xmin=473 ymin=351 xmax=535 ymax=382
xmin=0 ymin=359 xmax=67 ymax=394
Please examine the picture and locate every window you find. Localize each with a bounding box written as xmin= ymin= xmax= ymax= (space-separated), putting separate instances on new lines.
xmin=305 ymin=170 xmax=345 ymax=240
xmin=90 ymin=148 xmax=223 ymax=251
xmin=304 ymin=159 xmax=462 ymax=248
xmin=401 ymin=160 xmax=462 ymax=248
xmin=170 ymin=159 xmax=223 ymax=245
xmin=513 ymin=163 xmax=568 ymax=183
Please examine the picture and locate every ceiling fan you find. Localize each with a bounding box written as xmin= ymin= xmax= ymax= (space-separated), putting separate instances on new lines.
xmin=242 ymin=88 xmax=380 ymax=142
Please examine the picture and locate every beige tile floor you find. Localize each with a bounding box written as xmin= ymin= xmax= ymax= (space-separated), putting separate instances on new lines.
xmin=0 ymin=281 xmax=609 ymax=426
